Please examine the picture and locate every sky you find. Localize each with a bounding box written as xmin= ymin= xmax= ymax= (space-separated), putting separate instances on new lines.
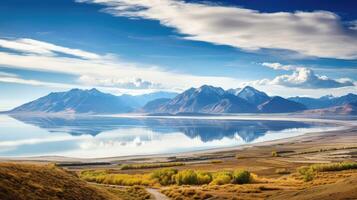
xmin=0 ymin=0 xmax=356 ymax=111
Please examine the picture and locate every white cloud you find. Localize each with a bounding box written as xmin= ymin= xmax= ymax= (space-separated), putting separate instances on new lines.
xmin=77 ymin=0 xmax=357 ymax=59
xmin=0 ymin=38 xmax=100 ymax=59
xmin=0 ymin=37 xmax=243 ymax=93
xmin=258 ymin=62 xmax=356 ymax=89
xmin=0 ymin=75 xmax=75 ymax=88
xmin=0 ymin=71 xmax=18 ymax=77
xmin=246 ymin=84 xmax=357 ymax=98
xmin=261 ymin=62 xmax=294 ymax=71
xmin=78 ymin=76 xmax=162 ymax=89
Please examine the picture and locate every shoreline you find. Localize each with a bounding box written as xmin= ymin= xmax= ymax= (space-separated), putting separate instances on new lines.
xmin=1 ymin=115 xmax=355 ymax=163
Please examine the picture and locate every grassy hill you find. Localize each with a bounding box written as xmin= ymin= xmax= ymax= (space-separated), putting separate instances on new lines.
xmin=0 ymin=162 xmax=122 ymax=200
xmin=0 ymin=162 xmax=153 ymax=200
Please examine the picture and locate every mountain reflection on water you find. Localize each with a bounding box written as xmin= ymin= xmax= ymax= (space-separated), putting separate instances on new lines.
xmin=10 ymin=115 xmax=318 ymax=143
xmin=0 ymin=114 xmax=336 ymax=158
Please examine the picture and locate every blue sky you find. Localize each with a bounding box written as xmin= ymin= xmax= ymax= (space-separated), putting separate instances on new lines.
xmin=0 ymin=0 xmax=356 ymax=110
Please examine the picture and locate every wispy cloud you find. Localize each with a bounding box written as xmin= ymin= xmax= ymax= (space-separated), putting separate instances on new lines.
xmin=261 ymin=62 xmax=295 ymax=71
xmin=0 ymin=37 xmax=243 ymax=93
xmin=0 ymin=38 xmax=100 ymax=59
xmin=0 ymin=75 xmax=75 ymax=88
xmin=77 ymin=0 xmax=357 ymax=59
xmin=257 ymin=62 xmax=356 ymax=89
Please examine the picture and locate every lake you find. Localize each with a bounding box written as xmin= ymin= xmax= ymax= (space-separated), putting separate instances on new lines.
xmin=0 ymin=114 xmax=338 ymax=158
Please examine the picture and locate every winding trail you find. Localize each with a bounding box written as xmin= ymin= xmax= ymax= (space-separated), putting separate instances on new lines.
xmin=89 ymin=182 xmax=169 ymax=200
xmin=146 ymin=188 xmax=169 ymax=200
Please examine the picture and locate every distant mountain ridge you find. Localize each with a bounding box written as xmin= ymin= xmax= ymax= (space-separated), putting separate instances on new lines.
xmin=142 ymin=85 xmax=258 ymax=113
xmin=7 ymin=86 xmax=357 ymax=115
xmin=288 ymin=93 xmax=357 ymax=109
xmin=258 ymin=96 xmax=306 ymax=113
xmin=303 ymin=101 xmax=357 ymax=115
xmin=142 ymin=85 xmax=306 ymax=114
xmin=8 ymin=88 xmax=177 ymax=114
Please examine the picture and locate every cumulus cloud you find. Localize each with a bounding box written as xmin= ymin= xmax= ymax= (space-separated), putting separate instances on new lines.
xmin=77 ymin=0 xmax=357 ymax=59
xmin=78 ymin=76 xmax=162 ymax=89
xmin=259 ymin=62 xmax=355 ymax=89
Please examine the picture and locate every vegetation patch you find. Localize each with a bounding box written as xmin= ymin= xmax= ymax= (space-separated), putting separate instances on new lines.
xmin=161 ymin=186 xmax=213 ymax=200
xmin=271 ymin=151 xmax=279 ymax=157
xmin=150 ymin=168 xmax=178 ymax=186
xmin=298 ymin=162 xmax=357 ymax=181
xmin=106 ymin=186 xmax=152 ymax=200
xmin=210 ymin=160 xmax=223 ymax=164
xmin=120 ymin=162 xmax=185 ymax=170
xmin=81 ymin=168 xmax=252 ymax=187
xmin=275 ymin=168 xmax=291 ymax=174
xmin=80 ymin=170 xmax=155 ymax=186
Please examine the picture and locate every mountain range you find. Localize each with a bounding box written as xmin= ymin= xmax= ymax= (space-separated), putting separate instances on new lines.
xmin=141 ymin=85 xmax=307 ymax=114
xmin=6 ymin=86 xmax=357 ymax=115
xmin=9 ymin=88 xmax=177 ymax=114
xmin=288 ymin=94 xmax=357 ymax=109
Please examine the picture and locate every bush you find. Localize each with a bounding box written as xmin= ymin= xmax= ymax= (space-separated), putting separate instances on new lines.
xmin=151 ymin=168 xmax=178 ymax=186
xmin=309 ymin=162 xmax=357 ymax=172
xmin=210 ymin=160 xmax=223 ymax=164
xmin=297 ymin=162 xmax=357 ymax=182
xmin=196 ymin=171 xmax=213 ymax=185
xmin=211 ymin=171 xmax=232 ymax=185
xmin=81 ymin=168 xmax=254 ymax=186
xmin=297 ymin=166 xmax=315 ymax=182
xmin=232 ymin=170 xmax=251 ymax=184
xmin=80 ymin=170 xmax=154 ymax=186
xmin=175 ymin=170 xmax=198 ymax=185
xmin=271 ymin=151 xmax=279 ymax=157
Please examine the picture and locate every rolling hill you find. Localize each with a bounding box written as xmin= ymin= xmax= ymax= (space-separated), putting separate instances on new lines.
xmin=0 ymin=162 xmax=121 ymax=200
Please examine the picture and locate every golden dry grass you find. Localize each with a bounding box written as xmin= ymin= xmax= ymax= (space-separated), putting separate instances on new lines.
xmin=0 ymin=162 xmax=121 ymax=200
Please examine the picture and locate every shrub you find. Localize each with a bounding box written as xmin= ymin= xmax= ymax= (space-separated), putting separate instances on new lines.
xmin=80 ymin=170 xmax=154 ymax=186
xmin=175 ymin=170 xmax=198 ymax=185
xmin=211 ymin=171 xmax=232 ymax=185
xmin=196 ymin=171 xmax=213 ymax=185
xmin=297 ymin=162 xmax=357 ymax=182
xmin=151 ymin=168 xmax=178 ymax=186
xmin=271 ymin=151 xmax=279 ymax=157
xmin=309 ymin=162 xmax=357 ymax=172
xmin=232 ymin=170 xmax=251 ymax=184
xmin=297 ymin=166 xmax=315 ymax=182
xmin=107 ymin=186 xmax=152 ymax=200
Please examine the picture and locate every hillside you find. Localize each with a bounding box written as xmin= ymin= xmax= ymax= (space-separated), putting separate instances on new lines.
xmin=304 ymin=101 xmax=357 ymax=115
xmin=258 ymin=96 xmax=306 ymax=113
xmin=289 ymin=93 xmax=357 ymax=109
xmin=0 ymin=163 xmax=121 ymax=200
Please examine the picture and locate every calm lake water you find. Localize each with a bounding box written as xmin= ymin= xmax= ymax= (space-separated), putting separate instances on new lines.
xmin=0 ymin=114 xmax=337 ymax=158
